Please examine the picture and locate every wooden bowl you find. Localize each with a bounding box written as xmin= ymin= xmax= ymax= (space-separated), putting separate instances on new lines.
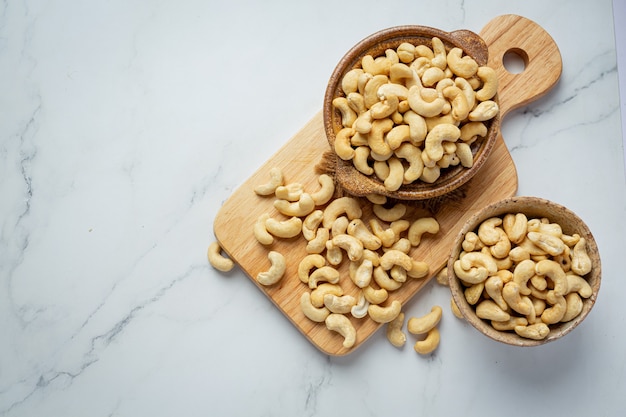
xmin=447 ymin=196 xmax=602 ymax=346
xmin=323 ymin=25 xmax=500 ymax=200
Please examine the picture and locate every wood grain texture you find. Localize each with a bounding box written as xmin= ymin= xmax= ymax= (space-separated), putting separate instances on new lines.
xmin=213 ymin=15 xmax=561 ymax=355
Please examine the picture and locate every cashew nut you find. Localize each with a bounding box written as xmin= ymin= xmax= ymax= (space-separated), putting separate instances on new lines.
xmin=274 ymin=193 xmax=315 ymax=217
xmin=333 ymin=127 xmax=355 ymax=161
xmin=561 ymin=292 xmax=584 ymax=322
xmin=386 ymin=312 xmax=406 ymax=347
xmin=450 ymin=297 xmax=464 ymax=319
xmin=491 ymin=317 xmax=528 ymax=331
xmin=308 ymin=265 xmax=341 ymax=288
xmin=351 ymin=291 xmax=370 ymax=319
xmin=265 ymin=216 xmax=302 ymax=239
xmin=324 ymin=294 xmax=357 ymax=314
xmin=476 ymin=299 xmax=510 ymax=321
xmin=332 ymin=234 xmax=364 ymax=262
xmin=353 ymin=146 xmax=374 ymax=175
xmin=407 ymin=260 xmax=430 ymax=279
xmin=477 ymin=217 xmax=504 ymax=246
xmin=325 ymin=313 xmax=356 ymax=349
xmin=565 ymin=273 xmax=593 ymax=298
xmin=484 ymin=275 xmax=508 ymax=311
xmin=207 ymin=241 xmax=235 ymax=272
xmin=370 ymin=94 xmax=399 ymax=119
xmin=413 ymin=327 xmax=440 ymax=355
xmin=502 ymin=282 xmax=533 ymax=315
xmin=256 ymin=251 xmax=286 ymax=286
xmin=541 ymin=291 xmax=567 ymax=324
xmin=407 ymin=306 xmax=442 ymax=335
xmin=368 ymin=300 xmax=402 ymax=323
xmin=373 ymin=266 xmax=403 ymax=291
xmin=322 ymin=197 xmax=362 ymax=229
xmin=446 ymin=47 xmax=478 ymax=78
xmin=424 ymin=123 xmax=461 ymax=161
xmin=306 ymin=227 xmax=329 ymax=254
xmin=300 ymin=292 xmax=331 ymax=323
xmin=298 ymin=254 xmax=326 ymax=284
xmin=347 ymin=219 xmax=382 ymax=251
xmin=363 ymin=285 xmax=388 ymax=305
xmin=512 ymin=259 xmax=536 ymax=295
xmin=464 ymin=282 xmax=485 ymax=305
xmin=502 ymin=212 xmax=528 ymax=244
xmin=380 ymin=250 xmax=413 ymax=271
xmin=310 ymin=283 xmax=343 ymax=307
xmin=459 ymin=121 xmax=488 ymax=144
xmin=341 ymin=68 xmax=364 ymax=95
xmin=407 ymin=217 xmax=440 ymax=246
xmin=408 ymin=84 xmax=446 ymax=118
xmin=570 ymin=238 xmax=592 ymax=276
xmin=363 ymin=74 xmax=390 ymax=108
xmin=253 ymin=213 xmax=274 ymax=245
xmin=302 ymin=210 xmax=324 ymax=241
xmin=527 ymin=231 xmax=566 ymax=257
xmin=514 ymin=323 xmax=550 ymax=340
xmin=403 ymin=110 xmax=428 ymax=144
xmin=254 ymin=167 xmax=283 ymax=196
xmin=468 ymin=100 xmax=499 ymax=122
xmin=475 ymin=66 xmax=498 ymax=101
xmin=535 ymin=259 xmax=568 ymax=296
xmin=430 ymin=37 xmax=447 ymax=70
xmin=395 ymin=143 xmax=425 ymax=183
xmin=373 ymin=203 xmax=407 ymax=222
xmin=383 ymin=157 xmax=404 ymax=191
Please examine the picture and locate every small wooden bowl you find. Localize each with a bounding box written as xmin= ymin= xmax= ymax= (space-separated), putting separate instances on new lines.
xmin=447 ymin=196 xmax=602 ymax=346
xmin=323 ymin=25 xmax=500 ymax=200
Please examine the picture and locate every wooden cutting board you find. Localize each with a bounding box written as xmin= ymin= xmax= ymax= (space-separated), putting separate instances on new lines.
xmin=213 ymin=15 xmax=562 ymax=356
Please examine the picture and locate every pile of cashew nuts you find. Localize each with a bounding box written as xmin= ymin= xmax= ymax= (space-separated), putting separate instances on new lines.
xmin=331 ymin=37 xmax=499 ymax=189
xmin=453 ymin=213 xmax=594 ymax=340
xmin=248 ymin=167 xmax=444 ymax=352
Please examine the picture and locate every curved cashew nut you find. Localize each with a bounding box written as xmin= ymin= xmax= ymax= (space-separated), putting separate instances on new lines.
xmin=265 ymin=216 xmax=302 ymax=239
xmin=306 ymin=227 xmax=329 ymax=254
xmin=352 ymin=258 xmax=374 ymax=288
xmin=363 ymin=74 xmax=390 ymax=108
xmin=453 ymin=142 xmax=472 ymax=168
xmin=368 ymin=118 xmax=394 ymax=160
xmin=566 ymin=273 xmax=593 ymax=298
xmin=325 ymin=239 xmax=343 ymax=266
xmin=468 ymin=100 xmax=499 ymax=122
xmin=361 ymin=50 xmax=397 ymax=75
xmin=275 ymin=182 xmax=303 ymax=201
xmin=322 ymin=197 xmax=362 ymax=229
xmin=386 ymin=124 xmax=411 ymax=150
xmin=254 ymin=167 xmax=284 ymax=196
xmin=332 ymin=97 xmax=357 ymax=128
xmin=332 ymin=234 xmax=364 ymax=262
xmin=395 ymin=143 xmax=424 ymax=183
xmin=464 ymin=282 xmax=484 ymax=305
xmin=455 ymin=77 xmax=476 ymax=111
xmin=450 ymin=297 xmax=464 ymax=319
xmin=407 ymin=260 xmax=430 ymax=279
xmin=407 ymin=217 xmax=440 ymax=246
xmin=459 ymin=121 xmax=488 ymax=144
xmin=402 ymin=110 xmax=427 ymax=145
xmin=300 ymin=292 xmax=330 ymax=322
xmin=489 ymin=228 xmax=511 ymax=259
xmin=274 ymin=193 xmax=315 ymax=217
xmin=373 ymin=203 xmax=407 ymax=222
xmin=541 ymin=291 xmax=567 ymax=324
xmin=459 ymin=252 xmax=498 ymax=279
xmin=424 ymin=123 xmax=461 ymax=161
xmin=532 ymin=260 xmax=567 ymax=295
xmin=207 ymin=241 xmax=235 ymax=272
xmin=407 ymin=306 xmax=442 ymax=335
xmin=389 ymin=62 xmax=414 ymax=84
xmin=475 ymin=66 xmax=498 ymax=101
xmin=334 ymin=127 xmax=356 ymax=161
xmin=527 ymin=232 xmax=566 ymax=257
xmin=369 ymin=219 xmax=396 ymax=248
xmin=380 ymin=250 xmax=413 ymax=271
xmin=353 ymin=146 xmax=374 ymax=176
xmin=422 ymin=66 xmax=445 ymax=87
xmin=491 ymin=317 xmax=528 ymax=331
xmin=502 ymin=282 xmax=533 ymax=315
xmin=373 ymin=160 xmax=390 ymax=181
xmin=331 ymin=216 xmax=350 ymax=237
xmin=351 ymin=291 xmax=370 ymax=319
xmin=484 ymin=275 xmax=508 ymax=311
xmin=368 ymin=300 xmax=402 ymax=323
xmin=380 ymin=158 xmax=402 ymax=192
xmin=370 ymin=94 xmax=399 ymax=119
xmin=308 ymin=265 xmax=341 ymax=288
xmin=386 ymin=312 xmax=406 ymax=347
xmin=502 ymin=212 xmax=528 ymax=244
xmin=446 ymin=47 xmax=478 ymax=78
xmin=512 ymin=259 xmax=536 ymax=295
xmin=310 ymin=283 xmax=343 ymax=307
xmin=253 ymin=213 xmax=274 ymax=245
xmin=571 ymin=238 xmax=592 ymax=276
xmin=377 ymin=83 xmax=409 ymax=101
xmin=528 ymin=218 xmax=563 ymax=237
xmin=430 ymin=37 xmax=447 ymax=70
xmin=298 ymin=254 xmax=326 ymax=284
xmin=302 ymin=210 xmax=324 ymax=241
xmin=514 ymin=323 xmax=550 ymax=340
xmin=462 ymin=231 xmax=484 ymax=252
xmin=324 ymin=294 xmax=357 ymax=314
xmin=354 ymin=110 xmax=373 ymax=134
xmin=413 ymin=327 xmax=440 ymax=355
xmin=325 ymin=313 xmax=356 ymax=349
xmin=363 ymin=285 xmax=388 ymax=305
xmin=373 ymin=266 xmax=403 ymax=291
xmin=476 ymin=299 xmax=511 ymax=321
xmin=341 ymin=68 xmax=364 ymax=95
xmin=561 ymin=292 xmax=584 ymax=322
xmin=347 ymin=92 xmax=367 ymax=115
xmin=477 ymin=217 xmax=503 ymax=246
xmin=397 ymin=42 xmax=416 ymax=63
xmin=256 ymin=251 xmax=286 ymax=286
xmin=347 ymin=219 xmax=382 ymax=251
xmin=407 ymin=84 xmax=446 ymax=118
xmin=443 ymin=85 xmax=470 ymax=121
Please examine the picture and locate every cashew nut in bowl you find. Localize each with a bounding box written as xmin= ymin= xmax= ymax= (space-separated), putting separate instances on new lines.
xmin=571 ymin=238 xmax=592 ymax=276
xmin=475 ymin=299 xmax=510 ymax=322
xmin=368 ymin=300 xmax=402 ymax=323
xmin=424 ymin=123 xmax=461 ymax=161
xmin=300 ymin=292 xmax=331 ymax=323
xmin=256 ymin=251 xmax=286 ymax=286
xmin=325 ymin=313 xmax=356 ymax=349
xmin=332 ymin=97 xmax=357 ymax=128
xmin=514 ymin=323 xmax=550 ymax=340
xmin=383 ymin=157 xmax=404 ymax=192
xmin=207 ymin=241 xmax=235 ymax=272
xmin=254 ymin=167 xmax=283 ymax=196
xmin=341 ymin=68 xmax=364 ymax=95
xmin=446 ymin=47 xmax=478 ymax=78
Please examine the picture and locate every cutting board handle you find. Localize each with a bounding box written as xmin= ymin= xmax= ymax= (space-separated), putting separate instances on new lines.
xmin=478 ymin=14 xmax=562 ymax=118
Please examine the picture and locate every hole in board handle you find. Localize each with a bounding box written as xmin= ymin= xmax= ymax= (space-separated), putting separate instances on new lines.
xmin=503 ymin=48 xmax=529 ymax=74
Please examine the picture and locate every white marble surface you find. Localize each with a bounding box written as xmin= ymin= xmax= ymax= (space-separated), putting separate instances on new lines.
xmin=1 ymin=0 xmax=624 ymax=416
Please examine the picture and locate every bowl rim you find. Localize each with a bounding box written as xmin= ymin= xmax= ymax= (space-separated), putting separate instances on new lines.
xmin=447 ymin=195 xmax=602 ymax=347
xmin=322 ymin=24 xmax=499 ymax=201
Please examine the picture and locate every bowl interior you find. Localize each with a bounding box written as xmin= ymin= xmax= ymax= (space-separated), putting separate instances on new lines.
xmin=447 ymin=196 xmax=601 ymax=346
xmin=323 ymin=25 xmax=500 ymax=200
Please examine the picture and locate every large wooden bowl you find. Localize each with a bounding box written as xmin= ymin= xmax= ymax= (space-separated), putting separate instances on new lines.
xmin=323 ymin=25 xmax=500 ymax=200
xmin=447 ymin=196 xmax=602 ymax=346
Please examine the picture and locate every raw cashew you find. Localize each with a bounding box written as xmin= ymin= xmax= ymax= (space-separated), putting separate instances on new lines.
xmin=363 ymin=285 xmax=388 ymax=304
xmin=302 ymin=210 xmax=324 ymax=241
xmin=422 ymin=66 xmax=446 ymax=86
xmin=468 ymin=100 xmax=499 ymax=122
xmin=306 ymin=227 xmax=329 ymax=254
xmin=325 ymin=313 xmax=356 ymax=349
xmin=353 ymin=146 xmax=374 ymax=175
xmin=275 ymin=182 xmax=303 ymax=201
xmin=407 ymin=306 xmax=442 ymax=335
xmin=368 ymin=300 xmax=402 ymax=323
xmin=464 ymin=282 xmax=484 ymax=305
xmin=502 ymin=212 xmax=528 ymax=244
xmin=332 ymin=234 xmax=364 ymax=262
xmin=380 ymin=250 xmax=413 ymax=271
xmin=308 ymin=266 xmax=341 ymax=288
xmin=407 ymin=217 xmax=440 ymax=246
xmin=570 ymin=238 xmax=592 ymax=276
xmin=354 ymin=110 xmax=373 ymax=134
xmin=322 ymin=197 xmax=362 ymax=228
xmin=450 ymin=297 xmax=464 ymax=319
xmin=386 ymin=312 xmax=406 ymax=347
xmin=274 ymin=193 xmax=315 ymax=217
xmin=561 ymin=293 xmax=583 ymax=322
xmin=351 ymin=291 xmax=370 ymax=318
xmin=475 ymin=66 xmax=498 ymax=101
xmin=566 ymin=274 xmax=593 ymax=298
xmin=347 ymin=219 xmax=382 ymax=251
xmin=407 ymin=260 xmax=430 ymax=279
xmin=443 ymin=85 xmax=470 ymax=121
xmin=324 ymin=294 xmax=357 ymax=314
xmin=491 ymin=316 xmax=528 ymax=331
xmin=477 ymin=217 xmax=503 ymax=246
xmin=370 ymin=94 xmax=399 ymax=119
xmin=413 ymin=327 xmax=440 ymax=355
xmin=341 ymin=68 xmax=364 ymax=95
xmin=300 ymin=292 xmax=330 ymax=322
xmin=460 ymin=121 xmax=487 ymax=144
xmin=265 ymin=216 xmax=302 ymax=239
xmin=331 ymin=216 xmax=350 ymax=236
xmin=527 ymin=232 xmax=566 ymax=256
xmin=430 ymin=37 xmax=447 ymax=70
xmin=408 ymin=84 xmax=447 ymax=118
xmin=514 ymin=323 xmax=550 ymax=340
xmin=403 ymin=110 xmax=428 ymax=144
xmin=456 ymin=142 xmax=473 ymax=168
xmin=502 ymin=282 xmax=533 ymax=315
xmin=384 ymin=157 xmax=404 ymax=191
xmin=541 ymin=291 xmax=567 ymax=324
xmin=332 ymin=97 xmax=358 ymax=128
xmin=484 ymin=275 xmax=508 ymax=311
xmin=476 ymin=299 xmax=510 ymax=321
xmin=373 ymin=203 xmax=407 ymax=222
xmin=347 ymin=92 xmax=367 ymax=115
xmin=310 ymin=283 xmax=343 ymax=307
xmin=363 ymin=74 xmax=390 ymax=108
xmin=253 ymin=213 xmax=274 ymax=245
xmin=334 ymin=127 xmax=355 ymax=161
xmin=369 ymin=219 xmax=396 ymax=248
xmin=512 ymin=259 xmax=536 ymax=295
xmin=373 ymin=266 xmax=403 ymax=291
xmin=535 ymin=259 xmax=568 ymax=296
xmin=446 ymin=47 xmax=478 ymax=78
xmin=207 ymin=241 xmax=235 ymax=272
xmin=256 ymin=251 xmax=286 ymax=286
xmin=424 ymin=123 xmax=461 ymax=161
xmin=395 ymin=143 xmax=425 ymax=183
xmin=298 ymin=254 xmax=326 ymax=284
xmin=458 ymin=252 xmax=498 ymax=281
xmin=254 ymin=167 xmax=283 ymax=196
